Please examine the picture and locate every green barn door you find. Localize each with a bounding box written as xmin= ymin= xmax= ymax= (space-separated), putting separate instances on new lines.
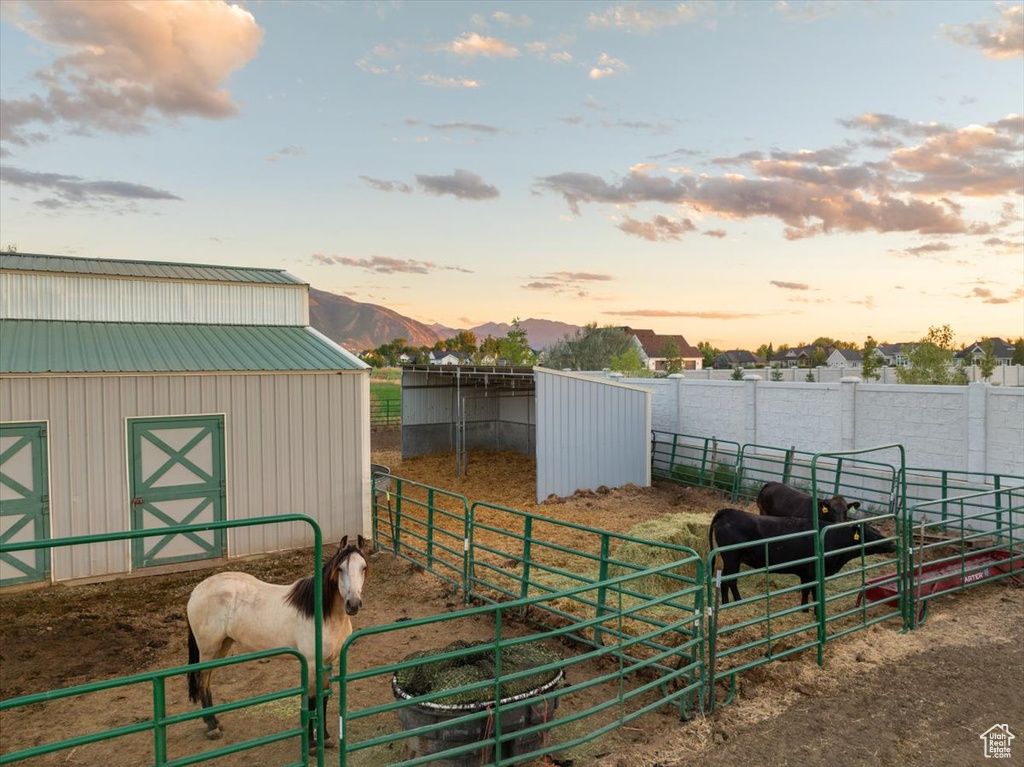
xmin=0 ymin=423 xmax=50 ymax=586
xmin=128 ymin=416 xmax=226 ymax=569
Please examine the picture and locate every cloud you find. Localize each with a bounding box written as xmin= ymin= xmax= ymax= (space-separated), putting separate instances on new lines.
xmin=703 ymin=228 xmax=727 ymax=238
xmin=770 ymin=280 xmax=811 ymax=290
xmin=892 ymin=242 xmax=954 ymax=257
xmin=587 ymin=2 xmax=719 ymax=33
xmin=601 ymin=309 xmax=766 ymax=319
xmin=618 ymin=214 xmax=696 ymax=241
xmin=536 ymin=113 xmax=1022 ymax=239
xmin=492 ymin=11 xmax=532 ymax=27
xmin=0 ymin=164 xmax=181 ymax=210
xmin=983 ymin=236 xmax=1024 ymax=254
xmin=888 ymin=122 xmax=1024 ymax=197
xmin=442 ymin=33 xmax=519 ymax=58
xmin=943 ymin=3 xmax=1024 ymax=59
xmin=428 ymin=122 xmax=502 ymax=134
xmin=589 ymin=52 xmax=628 ymax=79
xmin=415 ymin=169 xmax=499 ymax=200
xmin=969 ymin=286 xmax=1024 ymax=304
xmin=0 ymin=0 xmax=263 ymax=146
xmin=521 ymin=270 xmax=612 ymax=296
xmin=418 ymin=74 xmax=481 ymax=89
xmin=359 ymin=175 xmax=412 ymax=193
xmin=773 ymin=0 xmax=841 ymax=22
xmin=266 ymin=145 xmax=307 ymax=162
xmin=313 ymin=254 xmax=472 ymax=274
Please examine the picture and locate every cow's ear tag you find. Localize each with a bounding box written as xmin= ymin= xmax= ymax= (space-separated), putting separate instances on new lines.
xmin=853 ymin=531 xmax=860 ymax=541
xmin=820 ymin=504 xmax=828 ymax=515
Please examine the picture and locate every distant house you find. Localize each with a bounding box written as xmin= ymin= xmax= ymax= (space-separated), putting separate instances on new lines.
xmin=429 ymin=350 xmax=460 ymax=365
xmin=877 ymin=343 xmax=912 ymax=367
xmin=619 ymin=327 xmax=703 ymax=371
xmin=780 ymin=346 xmax=813 ymax=367
xmin=826 ymin=348 xmax=862 ymax=368
xmin=398 ymin=352 xmax=414 ymax=364
xmin=955 ymin=338 xmax=1016 ymax=366
xmin=713 ymin=350 xmax=762 ymax=369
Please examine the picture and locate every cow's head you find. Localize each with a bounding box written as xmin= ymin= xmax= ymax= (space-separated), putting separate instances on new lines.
xmin=817 ymin=496 xmax=859 ymax=523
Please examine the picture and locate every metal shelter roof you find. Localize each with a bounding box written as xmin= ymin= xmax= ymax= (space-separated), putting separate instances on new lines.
xmin=0 ymin=252 xmax=305 ymax=285
xmin=1 ymin=320 xmax=366 ymax=374
xmin=400 ymin=364 xmax=537 ymax=391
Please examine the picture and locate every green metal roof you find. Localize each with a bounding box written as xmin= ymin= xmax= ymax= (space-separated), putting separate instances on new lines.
xmin=0 ymin=253 xmax=305 ymax=285
xmin=0 ymin=321 xmax=366 ymax=374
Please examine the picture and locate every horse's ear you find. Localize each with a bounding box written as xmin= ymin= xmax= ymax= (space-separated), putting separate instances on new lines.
xmin=357 ymin=534 xmax=366 ymax=550
xmin=339 ymin=535 xmax=348 ymax=550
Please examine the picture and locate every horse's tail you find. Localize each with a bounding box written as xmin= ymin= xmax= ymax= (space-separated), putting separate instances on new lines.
xmin=187 ymin=619 xmax=201 ymax=704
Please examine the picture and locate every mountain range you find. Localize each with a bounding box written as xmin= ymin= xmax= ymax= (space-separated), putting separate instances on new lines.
xmin=308 ymin=287 xmax=580 ymax=352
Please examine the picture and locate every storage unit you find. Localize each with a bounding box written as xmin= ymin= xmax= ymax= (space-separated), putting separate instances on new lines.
xmin=0 ymin=253 xmax=369 ymax=587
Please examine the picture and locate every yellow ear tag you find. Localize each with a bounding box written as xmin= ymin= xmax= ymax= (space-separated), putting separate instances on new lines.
xmin=821 ymin=505 xmax=828 ymax=515
xmin=853 ymin=531 xmax=860 ymax=541
xmin=386 ymin=491 xmax=391 ymax=503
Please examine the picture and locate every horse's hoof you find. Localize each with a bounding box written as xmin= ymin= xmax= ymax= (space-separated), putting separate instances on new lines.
xmin=205 ymin=727 xmax=224 ymax=741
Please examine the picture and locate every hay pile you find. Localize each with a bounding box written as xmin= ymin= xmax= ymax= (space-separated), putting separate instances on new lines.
xmin=394 ymin=639 xmax=562 ymax=706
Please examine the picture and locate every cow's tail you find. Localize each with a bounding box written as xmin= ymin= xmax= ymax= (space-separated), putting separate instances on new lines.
xmin=707 ymin=510 xmax=722 ymax=571
xmin=187 ymin=619 xmax=201 ymax=704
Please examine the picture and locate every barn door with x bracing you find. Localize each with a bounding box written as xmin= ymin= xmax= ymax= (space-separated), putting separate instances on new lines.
xmin=128 ymin=416 xmax=226 ymax=569
xmin=0 ymin=422 xmax=50 ymax=586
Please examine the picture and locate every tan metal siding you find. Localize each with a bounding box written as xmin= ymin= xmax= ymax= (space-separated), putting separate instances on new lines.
xmin=0 ymin=272 xmax=308 ymax=326
xmin=535 ymin=369 xmax=651 ymax=503
xmin=0 ymin=371 xmax=368 ymax=582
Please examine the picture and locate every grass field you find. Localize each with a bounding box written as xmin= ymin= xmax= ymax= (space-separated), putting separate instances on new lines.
xmin=370 ymin=380 xmax=401 ymax=400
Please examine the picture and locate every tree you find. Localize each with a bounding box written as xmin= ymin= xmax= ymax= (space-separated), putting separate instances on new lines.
xmin=661 ymin=340 xmax=682 ymax=374
xmin=809 ymin=345 xmax=828 ymax=368
xmin=756 ymin=343 xmax=775 ymax=365
xmin=498 ymin=317 xmax=533 ymax=365
xmin=479 ymin=335 xmax=501 ymax=361
xmin=610 ymin=346 xmax=648 ymax=374
xmin=895 ymin=325 xmax=960 ymax=385
xmin=697 ymin=341 xmax=721 ymax=369
xmin=805 ymin=369 xmax=816 ymax=382
xmin=730 ymin=366 xmax=744 ymax=380
xmin=1012 ymin=338 xmax=1024 ymax=366
xmin=770 ymin=364 xmax=783 ymax=382
xmin=544 ymin=324 xmax=633 ymax=370
xmin=978 ymin=339 xmax=997 ymax=381
xmin=861 ymin=336 xmax=882 ymax=381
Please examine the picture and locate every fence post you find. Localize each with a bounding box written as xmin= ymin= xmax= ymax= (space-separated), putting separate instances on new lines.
xmin=519 ymin=516 xmax=533 ymax=618
xmin=426 ymin=488 xmax=435 ymax=571
xmin=394 ymin=479 xmax=403 ymax=557
xmin=593 ymin=534 xmax=611 ymax=647
xmin=153 ymin=677 xmax=167 ymax=766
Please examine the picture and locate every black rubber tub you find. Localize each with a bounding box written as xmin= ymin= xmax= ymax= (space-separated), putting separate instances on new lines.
xmin=391 ymin=669 xmax=563 ymax=766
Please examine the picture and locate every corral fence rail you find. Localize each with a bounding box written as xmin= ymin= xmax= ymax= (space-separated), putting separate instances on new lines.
xmin=0 ymin=516 xmax=329 ymax=767
xmin=336 ymin=552 xmax=705 ymax=767
xmin=369 ymin=398 xmax=402 ymax=426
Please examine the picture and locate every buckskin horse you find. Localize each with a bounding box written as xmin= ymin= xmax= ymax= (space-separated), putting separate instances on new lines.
xmin=186 ymin=535 xmax=368 ymax=752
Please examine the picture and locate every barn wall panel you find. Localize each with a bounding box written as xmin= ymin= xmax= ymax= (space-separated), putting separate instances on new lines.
xmin=0 ymin=272 xmax=307 ymax=326
xmin=0 ymin=371 xmax=368 ymax=582
xmin=535 ymin=370 xmax=650 ymax=503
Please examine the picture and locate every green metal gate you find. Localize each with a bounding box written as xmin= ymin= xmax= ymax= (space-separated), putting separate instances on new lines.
xmin=0 ymin=422 xmax=50 ymax=586
xmin=128 ymin=415 xmax=226 ymax=568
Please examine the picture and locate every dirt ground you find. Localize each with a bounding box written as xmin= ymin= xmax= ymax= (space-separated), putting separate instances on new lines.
xmin=2 ymin=430 xmax=1021 ymax=766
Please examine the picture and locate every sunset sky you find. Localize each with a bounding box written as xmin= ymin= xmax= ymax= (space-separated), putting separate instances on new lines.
xmin=1 ymin=0 xmax=1022 ymax=350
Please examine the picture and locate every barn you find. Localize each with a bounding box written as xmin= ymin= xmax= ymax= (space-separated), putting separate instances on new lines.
xmin=0 ymin=252 xmax=370 ymax=588
xmin=400 ymin=365 xmax=651 ymax=502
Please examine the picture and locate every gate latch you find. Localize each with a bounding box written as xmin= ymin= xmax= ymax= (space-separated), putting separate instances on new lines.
xmin=132 ymin=497 xmax=145 ymax=507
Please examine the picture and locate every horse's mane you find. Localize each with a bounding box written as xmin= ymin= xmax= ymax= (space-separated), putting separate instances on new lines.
xmin=285 ymin=545 xmax=363 ymax=619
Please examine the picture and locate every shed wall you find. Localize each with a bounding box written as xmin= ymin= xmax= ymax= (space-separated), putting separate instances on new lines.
xmin=535 ymin=370 xmax=651 ymax=503
xmin=0 ymin=372 xmax=369 ymax=582
xmin=0 ymin=272 xmax=308 ymax=326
